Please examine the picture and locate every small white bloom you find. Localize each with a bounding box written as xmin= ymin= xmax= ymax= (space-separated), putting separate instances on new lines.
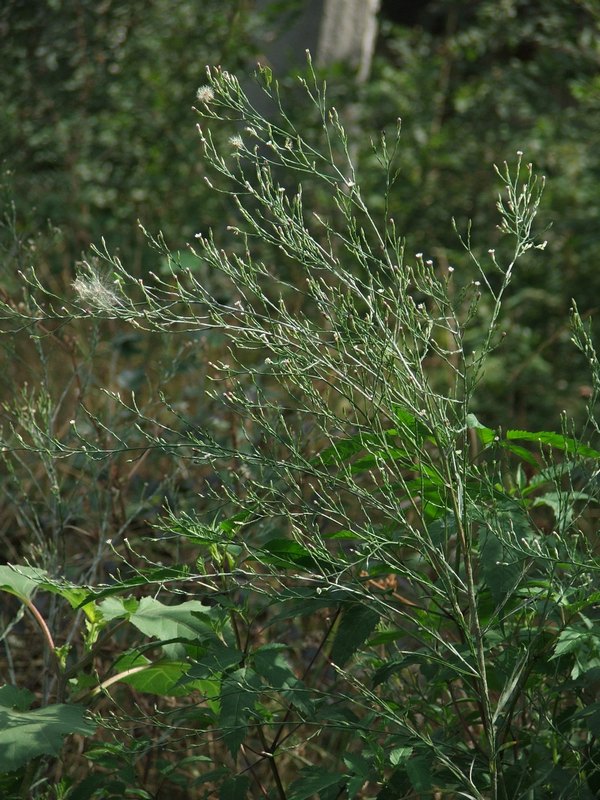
xmin=229 ymin=134 xmax=244 ymax=149
xmin=73 ymin=271 xmax=122 ymax=312
xmin=196 ymin=85 xmax=215 ymax=104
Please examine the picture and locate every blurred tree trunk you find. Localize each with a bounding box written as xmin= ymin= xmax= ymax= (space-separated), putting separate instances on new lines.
xmin=316 ymin=0 xmax=380 ymax=83
xmin=255 ymin=0 xmax=380 ymax=82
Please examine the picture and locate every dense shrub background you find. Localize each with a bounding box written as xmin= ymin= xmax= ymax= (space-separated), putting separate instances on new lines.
xmin=2 ymin=0 xmax=599 ymax=425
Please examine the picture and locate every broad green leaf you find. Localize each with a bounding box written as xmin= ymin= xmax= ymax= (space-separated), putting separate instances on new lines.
xmin=260 ymin=538 xmax=317 ymax=568
xmin=343 ymin=751 xmax=375 ymax=798
xmin=532 ymin=491 xmax=591 ymax=531
xmin=185 ymin=640 xmax=243 ymax=679
xmin=406 ymin=754 xmax=433 ymax=792
xmin=219 ymin=667 xmax=261 ymax=757
xmin=312 ymin=436 xmax=367 ymax=467
xmin=260 ymin=538 xmax=333 ymax=572
xmin=113 ymin=653 xmax=191 ymax=696
xmin=289 ymin=766 xmax=345 ymax=800
xmin=312 ymin=427 xmax=409 ymax=469
xmin=129 ymin=597 xmax=215 ymax=642
xmin=0 ymin=685 xmax=34 ymax=712
xmin=506 ymin=429 xmax=600 ymax=458
xmin=78 ymin=566 xmax=191 ymax=605
xmin=98 ymin=595 xmax=139 ymax=622
xmin=504 ymin=443 xmax=539 ymax=466
xmin=479 ymin=528 xmax=522 ymax=605
xmin=372 ymin=654 xmax=427 ymax=687
xmin=253 ymin=644 xmax=296 ymax=688
xmin=466 ymin=418 xmax=599 ymax=465
xmin=0 ymin=565 xmax=48 ymax=600
xmin=466 ymin=413 xmax=487 ymax=429
xmin=68 ymin=774 xmax=116 ymax=800
xmin=268 ymin=586 xmax=350 ymax=621
xmin=565 ymin=591 xmax=600 ymax=616
xmin=220 ymin=775 xmax=250 ymax=800
xmin=389 ymin=746 xmax=413 ymax=766
xmin=324 ymin=529 xmax=362 ymax=541
xmin=330 ymin=603 xmax=379 ymax=667
xmin=253 ymin=644 xmax=311 ymax=714
xmin=551 ymin=627 xmax=600 ymax=659
xmin=376 ymin=768 xmax=412 ymax=799
xmin=219 ymin=509 xmax=256 ymax=535
xmin=350 ymin=448 xmax=411 ymax=474
xmin=0 ymin=703 xmax=95 ymax=772
xmin=572 ymin=702 xmax=600 ymax=737
xmin=394 ymin=406 xmax=432 ymax=438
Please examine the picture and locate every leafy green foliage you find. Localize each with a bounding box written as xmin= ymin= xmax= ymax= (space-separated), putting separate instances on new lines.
xmin=0 ymin=693 xmax=95 ymax=773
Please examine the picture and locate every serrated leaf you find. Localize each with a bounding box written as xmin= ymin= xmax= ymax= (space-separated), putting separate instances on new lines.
xmin=0 ymin=685 xmax=34 ymax=712
xmin=532 ymin=491 xmax=591 ymax=532
xmin=289 ymin=766 xmax=345 ymax=800
xmin=220 ymin=775 xmax=250 ymax=800
xmin=260 ymin=539 xmax=321 ymax=569
xmin=372 ymin=654 xmax=426 ymax=687
xmin=330 ymin=603 xmax=379 ymax=667
xmin=350 ymin=447 xmax=411 ymax=474
xmin=186 ymin=640 xmax=243 ymax=679
xmin=253 ymin=644 xmax=295 ymax=688
xmin=219 ymin=668 xmax=261 ymax=757
xmin=343 ymin=751 xmax=374 ymax=798
xmin=389 ymin=746 xmax=413 ymax=766
xmin=406 ymin=754 xmax=433 ymax=792
xmin=504 ymin=443 xmax=539 ymax=466
xmin=506 ymin=429 xmax=600 ymax=458
xmin=565 ymin=591 xmax=600 ymax=616
xmin=113 ymin=653 xmax=191 ymax=696
xmin=311 ymin=433 xmax=375 ymax=467
xmin=77 ymin=566 xmax=191 ymax=605
xmin=551 ymin=627 xmax=600 ymax=659
xmin=129 ymin=597 xmax=215 ymax=642
xmin=0 ymin=565 xmax=48 ymax=600
xmin=0 ymin=703 xmax=95 ymax=772
xmin=98 ymin=595 xmax=139 ymax=622
xmin=253 ymin=644 xmax=311 ymax=713
xmin=479 ymin=528 xmax=521 ymax=605
xmin=324 ymin=529 xmax=362 ymax=541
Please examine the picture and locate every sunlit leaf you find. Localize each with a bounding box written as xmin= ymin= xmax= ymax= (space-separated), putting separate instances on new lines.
xmin=0 ymin=703 xmax=95 ymax=772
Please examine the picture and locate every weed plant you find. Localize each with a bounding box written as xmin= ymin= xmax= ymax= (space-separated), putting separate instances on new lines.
xmin=1 ymin=63 xmax=600 ymax=800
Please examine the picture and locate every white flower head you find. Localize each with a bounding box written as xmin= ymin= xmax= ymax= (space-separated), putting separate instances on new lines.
xmin=73 ymin=270 xmax=123 ymax=313
xmin=196 ymin=85 xmax=215 ymax=104
xmin=229 ymin=134 xmax=244 ymax=149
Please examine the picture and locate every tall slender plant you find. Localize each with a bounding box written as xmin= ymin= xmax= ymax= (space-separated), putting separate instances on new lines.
xmin=2 ymin=62 xmax=600 ymax=800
